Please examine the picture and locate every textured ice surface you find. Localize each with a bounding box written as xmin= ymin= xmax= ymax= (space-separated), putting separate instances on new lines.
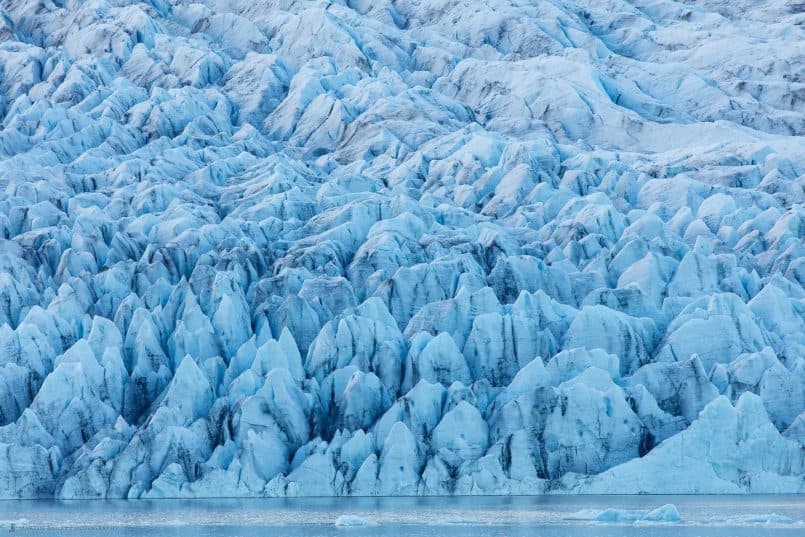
xmin=0 ymin=0 xmax=803 ymax=498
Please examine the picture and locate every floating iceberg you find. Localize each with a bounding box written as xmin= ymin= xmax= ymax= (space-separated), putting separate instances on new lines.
xmin=334 ymin=514 xmax=376 ymax=527
xmin=704 ymin=513 xmax=803 ymax=527
xmin=566 ymin=504 xmax=681 ymax=523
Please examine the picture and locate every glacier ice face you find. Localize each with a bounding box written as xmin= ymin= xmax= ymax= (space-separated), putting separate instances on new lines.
xmin=573 ymin=393 xmax=805 ymax=494
xmin=0 ymin=0 xmax=803 ymax=498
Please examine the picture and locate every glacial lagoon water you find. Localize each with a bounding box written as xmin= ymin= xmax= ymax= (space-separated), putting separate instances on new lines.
xmin=0 ymin=495 xmax=802 ymax=536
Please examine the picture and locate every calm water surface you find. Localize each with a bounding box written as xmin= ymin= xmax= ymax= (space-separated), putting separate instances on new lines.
xmin=0 ymin=495 xmax=802 ymax=536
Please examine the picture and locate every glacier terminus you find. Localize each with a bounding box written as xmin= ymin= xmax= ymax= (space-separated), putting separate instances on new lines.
xmin=0 ymin=0 xmax=803 ymax=499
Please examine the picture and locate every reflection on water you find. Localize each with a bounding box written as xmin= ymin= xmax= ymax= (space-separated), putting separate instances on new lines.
xmin=0 ymin=495 xmax=802 ymax=536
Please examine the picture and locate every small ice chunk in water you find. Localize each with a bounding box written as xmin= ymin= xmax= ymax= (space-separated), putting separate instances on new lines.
xmin=335 ymin=514 xmax=376 ymax=527
xmin=0 ymin=519 xmax=29 ymax=528
xmin=739 ymin=514 xmax=794 ymax=524
xmin=564 ymin=509 xmax=602 ymax=520
xmin=707 ymin=513 xmax=799 ymax=526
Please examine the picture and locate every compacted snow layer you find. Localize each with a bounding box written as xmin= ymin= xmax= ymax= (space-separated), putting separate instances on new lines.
xmin=0 ymin=0 xmax=802 ymax=498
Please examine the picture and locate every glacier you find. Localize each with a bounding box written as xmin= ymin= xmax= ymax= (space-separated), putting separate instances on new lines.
xmin=0 ymin=0 xmax=803 ymax=499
